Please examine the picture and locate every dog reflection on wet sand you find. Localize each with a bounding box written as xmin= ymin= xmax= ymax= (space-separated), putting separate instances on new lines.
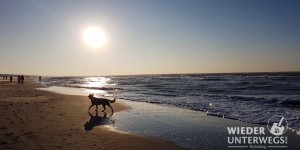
xmin=84 ymin=111 xmax=114 ymax=131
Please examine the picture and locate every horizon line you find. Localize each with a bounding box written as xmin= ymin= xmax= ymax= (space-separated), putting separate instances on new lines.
xmin=1 ymin=70 xmax=300 ymax=77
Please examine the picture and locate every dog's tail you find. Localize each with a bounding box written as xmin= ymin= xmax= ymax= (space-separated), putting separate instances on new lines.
xmin=109 ymin=98 xmax=116 ymax=103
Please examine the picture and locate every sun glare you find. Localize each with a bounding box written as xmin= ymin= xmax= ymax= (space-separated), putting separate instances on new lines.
xmin=83 ymin=26 xmax=106 ymax=49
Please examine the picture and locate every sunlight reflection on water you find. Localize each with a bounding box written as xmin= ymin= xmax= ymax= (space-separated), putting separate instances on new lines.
xmin=83 ymin=77 xmax=112 ymax=88
xmin=37 ymin=86 xmax=107 ymax=96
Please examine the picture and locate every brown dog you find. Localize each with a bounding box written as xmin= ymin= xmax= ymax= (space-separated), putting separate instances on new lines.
xmin=88 ymin=94 xmax=115 ymax=112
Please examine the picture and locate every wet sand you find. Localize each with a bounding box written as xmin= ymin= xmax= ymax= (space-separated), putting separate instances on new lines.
xmin=0 ymin=78 xmax=182 ymax=150
xmin=112 ymin=100 xmax=300 ymax=149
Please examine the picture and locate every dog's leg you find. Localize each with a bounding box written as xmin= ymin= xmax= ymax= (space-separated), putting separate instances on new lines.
xmin=95 ymin=105 xmax=98 ymax=111
xmin=88 ymin=111 xmax=92 ymax=117
xmin=108 ymin=105 xmax=114 ymax=113
xmin=102 ymin=105 xmax=106 ymax=112
xmin=88 ymin=105 xmax=94 ymax=110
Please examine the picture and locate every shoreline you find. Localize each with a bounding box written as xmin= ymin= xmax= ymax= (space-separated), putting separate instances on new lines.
xmin=37 ymin=84 xmax=300 ymax=135
xmin=0 ymin=79 xmax=182 ymax=149
xmin=36 ymin=85 xmax=300 ymax=149
xmin=36 ymin=73 xmax=300 ymax=134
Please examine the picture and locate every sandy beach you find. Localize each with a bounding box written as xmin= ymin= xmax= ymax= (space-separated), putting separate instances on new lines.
xmin=0 ymin=78 xmax=182 ymax=150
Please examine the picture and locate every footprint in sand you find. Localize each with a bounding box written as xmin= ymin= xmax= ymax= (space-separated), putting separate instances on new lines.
xmin=4 ymin=132 xmax=14 ymax=137
xmin=1 ymin=127 xmax=7 ymax=130
xmin=1 ymin=141 xmax=9 ymax=145
xmin=10 ymin=136 xmax=21 ymax=143
xmin=23 ymin=132 xmax=37 ymax=139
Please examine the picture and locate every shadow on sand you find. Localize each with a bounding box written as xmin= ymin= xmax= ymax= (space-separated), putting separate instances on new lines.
xmin=84 ymin=111 xmax=114 ymax=131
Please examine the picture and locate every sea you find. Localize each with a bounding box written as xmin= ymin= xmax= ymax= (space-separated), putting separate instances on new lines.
xmin=38 ymin=72 xmax=300 ymax=132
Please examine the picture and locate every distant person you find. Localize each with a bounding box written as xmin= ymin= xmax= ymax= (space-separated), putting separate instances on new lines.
xmin=9 ymin=76 xmax=12 ymax=82
xmin=17 ymin=75 xmax=21 ymax=84
xmin=5 ymin=76 xmax=7 ymax=79
xmin=39 ymin=76 xmax=41 ymax=82
xmin=21 ymin=75 xmax=24 ymax=84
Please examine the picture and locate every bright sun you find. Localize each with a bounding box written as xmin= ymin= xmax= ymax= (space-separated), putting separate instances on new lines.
xmin=83 ymin=26 xmax=106 ymax=49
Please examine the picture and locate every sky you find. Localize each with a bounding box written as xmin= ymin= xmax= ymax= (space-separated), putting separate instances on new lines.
xmin=0 ymin=0 xmax=299 ymax=76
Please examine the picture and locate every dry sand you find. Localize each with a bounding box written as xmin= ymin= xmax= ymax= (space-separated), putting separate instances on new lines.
xmin=0 ymin=78 xmax=182 ymax=150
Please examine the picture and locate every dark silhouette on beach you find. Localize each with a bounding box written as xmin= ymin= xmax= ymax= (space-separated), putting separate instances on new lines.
xmin=9 ymin=76 xmax=12 ymax=82
xmin=17 ymin=75 xmax=21 ymax=84
xmin=84 ymin=111 xmax=114 ymax=131
xmin=39 ymin=76 xmax=41 ymax=82
xmin=88 ymin=94 xmax=115 ymax=113
xmin=21 ymin=75 xmax=24 ymax=84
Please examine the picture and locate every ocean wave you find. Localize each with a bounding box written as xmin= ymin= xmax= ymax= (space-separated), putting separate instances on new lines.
xmin=227 ymin=95 xmax=300 ymax=106
xmin=279 ymin=99 xmax=300 ymax=106
xmin=228 ymin=96 xmax=264 ymax=101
